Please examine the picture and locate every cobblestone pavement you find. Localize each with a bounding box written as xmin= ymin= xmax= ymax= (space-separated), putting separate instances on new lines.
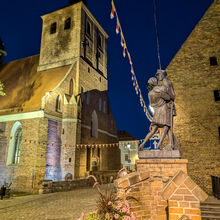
xmin=0 ymin=187 xmax=100 ymax=220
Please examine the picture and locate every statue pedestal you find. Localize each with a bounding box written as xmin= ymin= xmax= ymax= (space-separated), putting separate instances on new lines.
xmin=138 ymin=149 xmax=181 ymax=159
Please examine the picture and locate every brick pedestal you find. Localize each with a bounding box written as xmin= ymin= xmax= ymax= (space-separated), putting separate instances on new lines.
xmin=115 ymin=159 xmax=208 ymax=220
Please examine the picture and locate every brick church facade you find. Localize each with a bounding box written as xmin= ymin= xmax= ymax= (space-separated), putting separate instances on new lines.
xmin=0 ymin=1 xmax=120 ymax=193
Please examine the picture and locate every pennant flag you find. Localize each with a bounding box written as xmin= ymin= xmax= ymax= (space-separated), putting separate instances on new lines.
xmin=123 ymin=43 xmax=127 ymax=57
xmin=131 ymin=65 xmax=134 ymax=74
xmin=127 ymin=52 xmax=132 ymax=65
xmin=135 ymin=84 xmax=139 ymax=94
xmin=140 ymin=94 xmax=143 ymax=106
xmin=109 ymin=0 xmax=153 ymax=123
xmin=116 ymin=18 xmax=120 ymax=34
xmin=110 ymin=0 xmax=115 ymax=19
xmin=120 ymin=32 xmax=124 ymax=47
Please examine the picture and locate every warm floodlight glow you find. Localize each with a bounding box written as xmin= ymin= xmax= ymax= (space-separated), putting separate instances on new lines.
xmin=149 ymin=105 xmax=154 ymax=114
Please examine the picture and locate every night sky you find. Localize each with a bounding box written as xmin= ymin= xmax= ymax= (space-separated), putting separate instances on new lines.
xmin=0 ymin=0 xmax=213 ymax=139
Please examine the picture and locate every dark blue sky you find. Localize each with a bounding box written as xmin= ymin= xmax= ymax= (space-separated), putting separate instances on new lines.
xmin=0 ymin=0 xmax=213 ymax=139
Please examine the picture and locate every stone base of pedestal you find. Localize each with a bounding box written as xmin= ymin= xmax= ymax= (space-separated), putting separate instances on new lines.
xmin=138 ymin=149 xmax=181 ymax=159
xmin=114 ymin=158 xmax=208 ymax=220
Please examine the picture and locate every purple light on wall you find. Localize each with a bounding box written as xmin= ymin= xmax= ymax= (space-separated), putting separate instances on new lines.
xmin=45 ymin=119 xmax=62 ymax=181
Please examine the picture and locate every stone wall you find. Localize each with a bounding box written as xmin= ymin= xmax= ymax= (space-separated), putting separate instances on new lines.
xmin=38 ymin=3 xmax=82 ymax=71
xmin=166 ymin=0 xmax=220 ymax=194
xmin=39 ymin=179 xmax=93 ymax=194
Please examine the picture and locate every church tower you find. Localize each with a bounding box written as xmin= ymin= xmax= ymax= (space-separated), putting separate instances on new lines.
xmin=38 ymin=1 xmax=110 ymax=180
xmin=37 ymin=0 xmax=108 ymax=81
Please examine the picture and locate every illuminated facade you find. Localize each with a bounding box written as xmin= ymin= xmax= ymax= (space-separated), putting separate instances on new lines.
xmin=0 ymin=1 xmax=120 ymax=193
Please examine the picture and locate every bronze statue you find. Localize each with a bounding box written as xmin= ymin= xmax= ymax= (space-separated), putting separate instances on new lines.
xmin=139 ymin=70 xmax=178 ymax=151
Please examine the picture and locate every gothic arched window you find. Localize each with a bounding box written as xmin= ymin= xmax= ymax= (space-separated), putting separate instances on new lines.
xmin=99 ymin=98 xmax=102 ymax=111
xmin=98 ymin=34 xmax=102 ymax=48
xmin=56 ymin=95 xmax=62 ymax=112
xmin=91 ymin=110 xmax=98 ymax=138
xmin=87 ymin=21 xmax=91 ymax=36
xmin=69 ymin=79 xmax=73 ymax=96
xmin=7 ymin=121 xmax=22 ymax=165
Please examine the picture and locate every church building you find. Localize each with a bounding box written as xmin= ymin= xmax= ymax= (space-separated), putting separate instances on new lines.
xmin=0 ymin=0 xmax=120 ymax=193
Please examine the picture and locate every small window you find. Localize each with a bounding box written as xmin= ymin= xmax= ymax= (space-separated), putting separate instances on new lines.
xmin=86 ymin=21 xmax=91 ymax=36
xmin=210 ymin=57 xmax=218 ymax=66
xmin=56 ymin=95 xmax=62 ymax=112
xmin=62 ymin=129 xmax=65 ymax=134
xmin=88 ymin=67 xmax=90 ymax=73
xmin=69 ymin=158 xmax=72 ymax=163
xmin=50 ymin=22 xmax=57 ymax=34
xmin=103 ymin=101 xmax=106 ymax=113
xmin=214 ymin=90 xmax=220 ymax=102
xmin=64 ymin=17 xmax=71 ymax=30
xmin=125 ymin=154 xmax=129 ymax=162
xmin=99 ymin=98 xmax=102 ymax=111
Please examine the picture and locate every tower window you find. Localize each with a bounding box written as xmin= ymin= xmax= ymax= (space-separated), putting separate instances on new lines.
xmin=64 ymin=17 xmax=71 ymax=30
xmin=210 ymin=57 xmax=218 ymax=66
xmin=86 ymin=21 xmax=91 ymax=36
xmin=56 ymin=95 xmax=62 ymax=112
xmin=69 ymin=158 xmax=72 ymax=163
xmin=214 ymin=90 xmax=220 ymax=102
xmin=98 ymin=34 xmax=102 ymax=48
xmin=50 ymin=22 xmax=57 ymax=34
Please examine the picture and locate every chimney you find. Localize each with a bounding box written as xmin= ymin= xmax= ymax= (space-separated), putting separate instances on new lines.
xmin=69 ymin=0 xmax=87 ymax=6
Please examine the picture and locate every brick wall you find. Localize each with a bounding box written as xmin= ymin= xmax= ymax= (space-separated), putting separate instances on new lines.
xmin=0 ymin=118 xmax=48 ymax=193
xmin=38 ymin=3 xmax=82 ymax=71
xmin=162 ymin=171 xmax=208 ymax=220
xmin=166 ymin=0 xmax=220 ymax=194
xmin=115 ymin=159 xmax=207 ymax=220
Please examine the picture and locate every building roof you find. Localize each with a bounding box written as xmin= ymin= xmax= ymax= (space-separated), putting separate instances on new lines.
xmin=117 ymin=130 xmax=136 ymax=141
xmin=0 ymin=55 xmax=71 ymax=115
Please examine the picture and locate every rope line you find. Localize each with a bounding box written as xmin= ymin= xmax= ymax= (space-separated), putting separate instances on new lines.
xmin=153 ymin=0 xmax=162 ymax=70
xmin=110 ymin=0 xmax=153 ymax=122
